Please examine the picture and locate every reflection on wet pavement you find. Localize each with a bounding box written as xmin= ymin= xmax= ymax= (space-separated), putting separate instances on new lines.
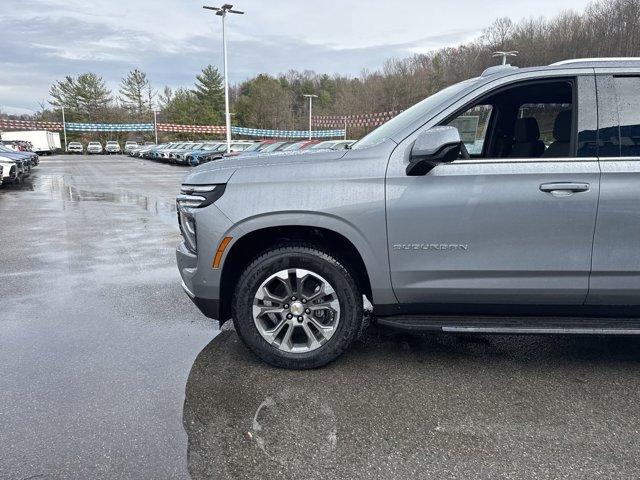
xmin=184 ymin=324 xmax=640 ymax=480
xmin=1 ymin=156 xmax=214 ymax=479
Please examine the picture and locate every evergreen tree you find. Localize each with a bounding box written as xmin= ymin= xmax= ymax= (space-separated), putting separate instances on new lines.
xmin=193 ymin=65 xmax=224 ymax=124
xmin=49 ymin=73 xmax=112 ymax=121
xmin=119 ymin=69 xmax=154 ymax=117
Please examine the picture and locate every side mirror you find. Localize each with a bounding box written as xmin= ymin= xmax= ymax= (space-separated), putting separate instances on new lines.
xmin=406 ymin=126 xmax=462 ymax=176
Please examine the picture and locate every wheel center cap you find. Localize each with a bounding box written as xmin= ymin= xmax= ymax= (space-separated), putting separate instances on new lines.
xmin=290 ymin=301 xmax=304 ymax=316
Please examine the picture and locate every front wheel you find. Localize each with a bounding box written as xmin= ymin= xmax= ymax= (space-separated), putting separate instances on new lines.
xmin=232 ymin=245 xmax=363 ymax=369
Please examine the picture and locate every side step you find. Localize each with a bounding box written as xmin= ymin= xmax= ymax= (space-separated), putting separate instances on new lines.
xmin=376 ymin=315 xmax=640 ymax=335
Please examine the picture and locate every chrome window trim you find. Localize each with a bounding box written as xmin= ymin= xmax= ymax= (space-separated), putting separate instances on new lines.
xmin=452 ymin=157 xmax=599 ymax=165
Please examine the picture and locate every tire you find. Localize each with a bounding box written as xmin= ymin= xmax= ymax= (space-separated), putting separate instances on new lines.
xmin=232 ymin=244 xmax=363 ymax=369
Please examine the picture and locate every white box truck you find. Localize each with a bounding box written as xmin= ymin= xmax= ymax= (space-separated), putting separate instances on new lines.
xmin=1 ymin=130 xmax=57 ymax=154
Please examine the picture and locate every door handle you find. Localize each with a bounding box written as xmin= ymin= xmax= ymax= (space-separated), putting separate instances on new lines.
xmin=539 ymin=182 xmax=590 ymax=196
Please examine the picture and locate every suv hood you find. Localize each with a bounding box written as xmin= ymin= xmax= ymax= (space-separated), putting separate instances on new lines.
xmin=184 ymin=149 xmax=348 ymax=185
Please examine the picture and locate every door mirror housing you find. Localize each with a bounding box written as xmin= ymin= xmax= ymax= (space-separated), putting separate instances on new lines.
xmin=406 ymin=126 xmax=462 ymax=176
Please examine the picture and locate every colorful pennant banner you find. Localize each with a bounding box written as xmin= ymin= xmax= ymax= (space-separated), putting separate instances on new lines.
xmin=65 ymin=122 xmax=155 ymax=132
xmin=0 ymin=118 xmax=344 ymax=138
xmin=231 ymin=126 xmax=345 ymax=138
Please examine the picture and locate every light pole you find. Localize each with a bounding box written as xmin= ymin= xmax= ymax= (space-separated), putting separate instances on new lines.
xmin=61 ymin=106 xmax=67 ymax=152
xmin=303 ymin=94 xmax=318 ymax=140
xmin=153 ymin=109 xmax=158 ymax=144
xmin=492 ymin=51 xmax=518 ymax=65
xmin=203 ymin=4 xmax=244 ymax=154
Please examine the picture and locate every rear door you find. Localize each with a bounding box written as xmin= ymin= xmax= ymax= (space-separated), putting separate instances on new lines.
xmin=587 ymin=69 xmax=640 ymax=304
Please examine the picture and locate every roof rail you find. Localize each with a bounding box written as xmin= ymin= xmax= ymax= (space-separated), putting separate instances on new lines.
xmin=551 ymin=57 xmax=640 ymax=65
xmin=481 ymin=64 xmax=519 ymax=77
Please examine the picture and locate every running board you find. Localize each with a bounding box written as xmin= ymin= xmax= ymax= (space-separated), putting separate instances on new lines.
xmin=376 ymin=315 xmax=640 ymax=335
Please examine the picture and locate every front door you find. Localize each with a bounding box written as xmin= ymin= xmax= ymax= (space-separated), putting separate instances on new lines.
xmin=386 ymin=75 xmax=600 ymax=307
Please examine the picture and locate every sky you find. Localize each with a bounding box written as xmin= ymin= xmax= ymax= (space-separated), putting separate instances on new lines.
xmin=0 ymin=0 xmax=592 ymax=115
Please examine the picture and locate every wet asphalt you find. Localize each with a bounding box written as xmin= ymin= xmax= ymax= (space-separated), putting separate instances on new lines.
xmin=3 ymin=155 xmax=640 ymax=480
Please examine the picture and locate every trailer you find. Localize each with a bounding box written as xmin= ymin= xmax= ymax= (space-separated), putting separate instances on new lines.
xmin=1 ymin=130 xmax=57 ymax=154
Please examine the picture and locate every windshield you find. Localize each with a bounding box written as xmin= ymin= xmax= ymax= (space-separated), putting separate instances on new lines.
xmin=283 ymin=142 xmax=304 ymax=151
xmin=244 ymin=142 xmax=265 ymax=152
xmin=262 ymin=142 xmax=285 ymax=153
xmin=310 ymin=141 xmax=334 ymax=149
xmin=202 ymin=144 xmax=221 ymax=151
xmin=352 ymin=79 xmax=477 ymax=149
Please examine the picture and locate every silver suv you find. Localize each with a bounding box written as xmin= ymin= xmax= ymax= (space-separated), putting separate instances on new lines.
xmin=177 ymin=58 xmax=640 ymax=369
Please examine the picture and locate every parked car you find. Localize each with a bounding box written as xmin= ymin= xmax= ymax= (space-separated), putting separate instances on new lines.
xmin=105 ymin=141 xmax=121 ymax=154
xmin=0 ymin=145 xmax=37 ymax=174
xmin=131 ymin=144 xmax=155 ymax=158
xmin=87 ymin=142 xmax=103 ymax=154
xmin=123 ymin=141 xmax=139 ymax=154
xmin=146 ymin=143 xmax=176 ymax=160
xmin=235 ymin=141 xmax=295 ymax=157
xmin=0 ymin=154 xmax=28 ymax=180
xmin=67 ymin=142 xmax=83 ymax=154
xmin=0 ymin=156 xmax=18 ymax=184
xmin=176 ymin=58 xmax=640 ymax=369
xmin=177 ymin=142 xmax=224 ymax=165
xmin=188 ymin=141 xmax=255 ymax=166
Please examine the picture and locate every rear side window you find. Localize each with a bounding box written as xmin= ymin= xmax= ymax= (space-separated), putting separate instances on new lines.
xmin=614 ymin=76 xmax=640 ymax=157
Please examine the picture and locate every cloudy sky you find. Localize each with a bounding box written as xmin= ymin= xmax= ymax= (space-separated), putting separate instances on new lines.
xmin=1 ymin=0 xmax=591 ymax=114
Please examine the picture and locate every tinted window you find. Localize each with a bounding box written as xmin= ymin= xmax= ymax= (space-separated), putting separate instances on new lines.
xmin=614 ymin=76 xmax=640 ymax=157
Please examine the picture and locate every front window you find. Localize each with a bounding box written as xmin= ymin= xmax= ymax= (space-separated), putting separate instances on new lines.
xmin=352 ymin=78 xmax=478 ymax=149
xmin=443 ymin=79 xmax=575 ymax=159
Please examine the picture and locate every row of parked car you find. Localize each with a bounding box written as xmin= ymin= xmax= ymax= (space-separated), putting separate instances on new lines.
xmin=129 ymin=138 xmax=355 ymax=166
xmin=0 ymin=141 xmax=39 ymax=186
xmin=67 ymin=140 xmax=149 ymax=155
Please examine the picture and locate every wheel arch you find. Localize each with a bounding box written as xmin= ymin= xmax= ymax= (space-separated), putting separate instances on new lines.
xmin=218 ymin=222 xmax=374 ymax=324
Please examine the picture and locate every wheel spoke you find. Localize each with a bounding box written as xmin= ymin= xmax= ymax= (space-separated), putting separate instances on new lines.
xmin=304 ymin=280 xmax=335 ymax=303
xmin=274 ymin=270 xmax=294 ymax=297
xmin=252 ymin=304 xmax=284 ymax=318
xmin=301 ymin=322 xmax=322 ymax=350
xmin=279 ymin=323 xmax=295 ymax=352
xmin=261 ymin=318 xmax=289 ymax=345
xmin=307 ymin=317 xmax=336 ymax=340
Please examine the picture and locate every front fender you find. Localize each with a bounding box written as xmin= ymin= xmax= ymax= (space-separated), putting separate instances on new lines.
xmin=221 ymin=211 xmax=396 ymax=306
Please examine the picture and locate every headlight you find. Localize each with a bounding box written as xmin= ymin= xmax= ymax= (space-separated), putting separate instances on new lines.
xmin=177 ymin=184 xmax=226 ymax=208
xmin=176 ymin=184 xmax=226 ymax=253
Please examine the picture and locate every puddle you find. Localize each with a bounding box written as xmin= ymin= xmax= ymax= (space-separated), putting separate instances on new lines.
xmin=33 ymin=174 xmax=178 ymax=226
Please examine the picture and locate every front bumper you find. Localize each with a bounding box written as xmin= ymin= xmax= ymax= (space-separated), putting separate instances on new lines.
xmin=175 ymin=202 xmax=235 ymax=321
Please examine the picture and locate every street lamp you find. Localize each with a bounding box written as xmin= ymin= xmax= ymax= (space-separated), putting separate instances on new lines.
xmin=492 ymin=51 xmax=518 ymax=65
xmin=303 ymin=94 xmax=318 ymax=140
xmin=61 ymin=106 xmax=67 ymax=152
xmin=153 ymin=109 xmax=158 ymax=144
xmin=203 ymin=4 xmax=244 ymax=154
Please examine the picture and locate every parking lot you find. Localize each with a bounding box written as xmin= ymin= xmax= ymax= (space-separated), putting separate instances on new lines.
xmin=3 ymin=155 xmax=640 ymax=479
